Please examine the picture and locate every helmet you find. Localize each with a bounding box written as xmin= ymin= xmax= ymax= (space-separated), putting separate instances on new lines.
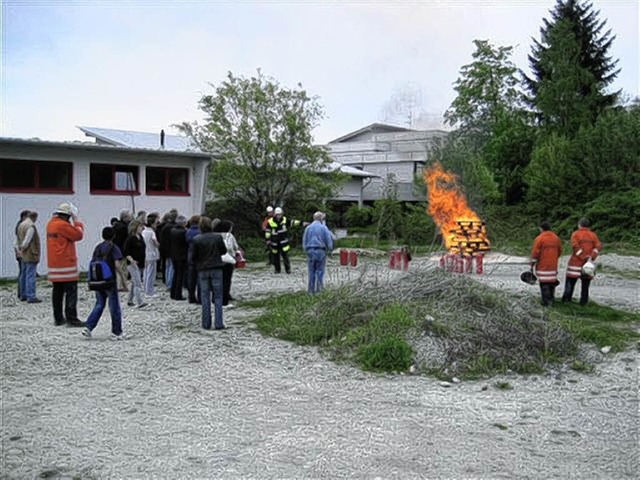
xmin=582 ymin=259 xmax=596 ymax=276
xmin=55 ymin=203 xmax=73 ymax=215
xmin=520 ymin=271 xmax=537 ymax=285
xmin=266 ymin=206 xmax=274 ymax=214
xmin=274 ymin=207 xmax=283 ymax=215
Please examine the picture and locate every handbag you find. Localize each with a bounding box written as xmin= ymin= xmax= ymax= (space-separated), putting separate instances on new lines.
xmin=235 ymin=249 xmax=246 ymax=268
xmin=222 ymin=252 xmax=236 ymax=265
xmin=221 ymin=233 xmax=236 ymax=264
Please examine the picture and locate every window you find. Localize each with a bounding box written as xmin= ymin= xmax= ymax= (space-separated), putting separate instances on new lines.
xmin=146 ymin=167 xmax=189 ymax=195
xmin=0 ymin=159 xmax=73 ymax=193
xmin=90 ymin=164 xmax=138 ymax=194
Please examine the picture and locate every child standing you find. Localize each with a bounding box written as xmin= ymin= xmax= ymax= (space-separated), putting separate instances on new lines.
xmin=82 ymin=227 xmax=125 ymax=340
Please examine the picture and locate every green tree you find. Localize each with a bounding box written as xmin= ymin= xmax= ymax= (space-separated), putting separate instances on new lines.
xmin=482 ymin=110 xmax=537 ymax=204
xmin=524 ymin=103 xmax=640 ymax=224
xmin=525 ymin=0 xmax=620 ymax=134
xmin=178 ymin=71 xmax=344 ymax=230
xmin=445 ymin=39 xmax=524 ymax=140
xmin=444 ymin=39 xmax=528 ymax=205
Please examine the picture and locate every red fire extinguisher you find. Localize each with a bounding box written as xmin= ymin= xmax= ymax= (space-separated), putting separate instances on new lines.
xmin=349 ymin=250 xmax=357 ymax=267
xmin=339 ymin=249 xmax=348 ymax=266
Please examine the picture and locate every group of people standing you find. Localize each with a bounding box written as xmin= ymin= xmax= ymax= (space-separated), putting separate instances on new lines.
xmin=98 ymin=208 xmax=243 ymax=335
xmin=530 ymin=218 xmax=602 ymax=306
xmin=13 ymin=203 xmax=243 ymax=339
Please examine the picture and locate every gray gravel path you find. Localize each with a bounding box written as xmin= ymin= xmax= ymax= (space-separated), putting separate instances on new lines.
xmin=1 ymin=253 xmax=638 ymax=479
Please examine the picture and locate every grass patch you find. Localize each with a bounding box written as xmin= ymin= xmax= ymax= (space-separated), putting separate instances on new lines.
xmin=248 ymin=265 xmax=638 ymax=378
xmin=494 ymin=381 xmax=513 ymax=390
xmin=597 ymin=265 xmax=640 ymax=280
xmin=549 ymin=302 xmax=640 ymax=352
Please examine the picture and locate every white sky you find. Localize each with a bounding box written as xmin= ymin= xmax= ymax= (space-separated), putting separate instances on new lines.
xmin=1 ymin=0 xmax=638 ymax=145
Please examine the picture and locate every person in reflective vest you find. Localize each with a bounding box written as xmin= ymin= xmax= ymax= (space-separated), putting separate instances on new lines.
xmin=530 ymin=221 xmax=562 ymax=306
xmin=562 ymin=218 xmax=601 ymax=305
xmin=265 ymin=207 xmax=305 ymax=274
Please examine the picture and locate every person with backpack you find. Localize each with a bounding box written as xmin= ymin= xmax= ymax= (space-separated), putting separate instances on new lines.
xmin=82 ymin=227 xmax=125 ymax=340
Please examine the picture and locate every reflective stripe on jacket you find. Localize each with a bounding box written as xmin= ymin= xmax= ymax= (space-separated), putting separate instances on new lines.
xmin=566 ymin=227 xmax=601 ymax=279
xmin=46 ymin=216 xmax=84 ymax=282
xmin=530 ymin=230 xmax=562 ymax=284
xmin=266 ymin=216 xmax=301 ymax=252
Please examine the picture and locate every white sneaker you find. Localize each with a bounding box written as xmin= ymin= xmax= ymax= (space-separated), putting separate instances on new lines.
xmin=110 ymin=332 xmax=126 ymax=341
xmin=224 ymin=303 xmax=235 ymax=309
xmin=81 ymin=327 xmax=92 ymax=338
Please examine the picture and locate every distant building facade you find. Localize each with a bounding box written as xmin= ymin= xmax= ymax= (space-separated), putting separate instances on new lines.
xmin=327 ymin=123 xmax=449 ymax=202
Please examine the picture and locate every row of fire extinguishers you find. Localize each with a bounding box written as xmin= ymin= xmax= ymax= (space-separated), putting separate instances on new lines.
xmin=337 ymin=248 xmax=413 ymax=270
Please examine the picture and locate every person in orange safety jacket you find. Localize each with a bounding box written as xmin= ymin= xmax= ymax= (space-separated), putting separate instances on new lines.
xmin=46 ymin=203 xmax=85 ymax=327
xmin=562 ymin=218 xmax=601 ymax=305
xmin=530 ymin=221 xmax=562 ymax=306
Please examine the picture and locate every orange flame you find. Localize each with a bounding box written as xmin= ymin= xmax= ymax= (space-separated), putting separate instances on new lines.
xmin=423 ymin=162 xmax=489 ymax=251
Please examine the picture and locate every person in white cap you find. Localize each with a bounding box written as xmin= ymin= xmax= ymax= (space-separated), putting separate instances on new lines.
xmin=46 ymin=202 xmax=85 ymax=327
xmin=264 ymin=207 xmax=307 ymax=274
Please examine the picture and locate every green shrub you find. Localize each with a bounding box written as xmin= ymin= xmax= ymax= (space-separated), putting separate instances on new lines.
xmin=344 ymin=205 xmax=373 ymax=228
xmin=356 ymin=336 xmax=413 ymax=373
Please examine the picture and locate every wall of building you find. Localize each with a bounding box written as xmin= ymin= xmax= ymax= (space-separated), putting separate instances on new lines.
xmin=1 ymin=145 xmax=208 ymax=278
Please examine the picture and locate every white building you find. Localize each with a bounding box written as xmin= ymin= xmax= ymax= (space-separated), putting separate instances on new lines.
xmin=327 ymin=123 xmax=449 ymax=202
xmin=0 ymin=135 xmax=211 ymax=278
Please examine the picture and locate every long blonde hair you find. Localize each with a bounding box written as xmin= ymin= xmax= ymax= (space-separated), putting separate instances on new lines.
xmin=128 ymin=219 xmax=142 ymax=236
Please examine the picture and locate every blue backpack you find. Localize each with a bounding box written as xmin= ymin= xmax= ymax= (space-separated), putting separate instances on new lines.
xmin=88 ymin=243 xmax=115 ymax=291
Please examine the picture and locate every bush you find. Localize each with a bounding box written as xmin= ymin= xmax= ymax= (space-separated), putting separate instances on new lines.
xmin=357 ymin=337 xmax=413 ymax=372
xmin=400 ymin=203 xmax=437 ymax=246
xmin=344 ymin=205 xmax=373 ymax=228
xmin=583 ymin=190 xmax=640 ymax=244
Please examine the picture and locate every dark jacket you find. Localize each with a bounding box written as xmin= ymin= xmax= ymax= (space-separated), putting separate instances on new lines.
xmin=123 ymin=234 xmax=146 ymax=268
xmin=191 ymin=232 xmax=226 ymax=271
xmin=159 ymin=221 xmax=176 ymax=258
xmin=113 ymin=220 xmax=129 ymax=250
xmin=186 ymin=225 xmax=201 ymax=264
xmin=170 ymin=226 xmax=188 ymax=263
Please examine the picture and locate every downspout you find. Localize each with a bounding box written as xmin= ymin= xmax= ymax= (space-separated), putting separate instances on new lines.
xmin=360 ymin=176 xmax=373 ymax=208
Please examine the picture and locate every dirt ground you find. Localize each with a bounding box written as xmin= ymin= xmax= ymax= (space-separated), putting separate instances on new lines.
xmin=1 ymin=252 xmax=638 ymax=479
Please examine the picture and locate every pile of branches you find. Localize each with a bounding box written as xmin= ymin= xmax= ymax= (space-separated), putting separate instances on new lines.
xmin=305 ymin=265 xmax=578 ymax=376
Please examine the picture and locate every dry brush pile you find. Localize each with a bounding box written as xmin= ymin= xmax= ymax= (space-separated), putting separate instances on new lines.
xmin=263 ymin=265 xmax=578 ymax=378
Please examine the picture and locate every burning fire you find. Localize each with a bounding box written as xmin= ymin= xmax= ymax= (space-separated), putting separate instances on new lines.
xmin=423 ymin=162 xmax=490 ymax=255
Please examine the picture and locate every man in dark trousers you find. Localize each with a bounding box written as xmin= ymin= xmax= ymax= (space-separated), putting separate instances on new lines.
xmin=562 ymin=218 xmax=602 ymax=305
xmin=530 ymin=221 xmax=562 ymax=306
xmin=169 ymin=215 xmax=189 ymax=300
xmin=113 ymin=209 xmax=132 ymax=292
xmin=158 ymin=209 xmax=178 ymax=290
xmin=191 ymin=216 xmax=227 ymax=330
xmin=265 ymin=207 xmax=307 ymax=274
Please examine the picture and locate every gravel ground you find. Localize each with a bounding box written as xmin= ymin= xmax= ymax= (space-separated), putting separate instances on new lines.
xmin=1 ymin=253 xmax=638 ymax=479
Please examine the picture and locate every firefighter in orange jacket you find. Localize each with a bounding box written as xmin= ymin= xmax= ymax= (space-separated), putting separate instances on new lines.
xmin=530 ymin=221 xmax=562 ymax=306
xmin=46 ymin=203 xmax=85 ymax=327
xmin=562 ymin=218 xmax=601 ymax=305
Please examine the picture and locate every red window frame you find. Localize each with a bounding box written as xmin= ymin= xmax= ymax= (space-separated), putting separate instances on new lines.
xmin=0 ymin=159 xmax=73 ymax=193
xmin=90 ymin=163 xmax=139 ymax=195
xmin=145 ymin=166 xmax=190 ymax=196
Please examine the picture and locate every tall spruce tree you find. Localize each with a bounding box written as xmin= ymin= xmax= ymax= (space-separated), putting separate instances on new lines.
xmin=525 ymin=0 xmax=620 ymax=134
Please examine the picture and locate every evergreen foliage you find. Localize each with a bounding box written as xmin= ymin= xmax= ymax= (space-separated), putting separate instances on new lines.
xmin=525 ymin=0 xmax=620 ymax=134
